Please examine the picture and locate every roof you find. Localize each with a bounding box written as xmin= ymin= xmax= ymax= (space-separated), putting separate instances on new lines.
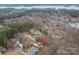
xmin=68 ymin=23 xmax=79 ymax=29
xmin=0 ymin=46 xmax=6 ymax=53
xmin=27 ymin=46 xmax=38 ymax=55
xmin=42 ymin=37 xmax=48 ymax=43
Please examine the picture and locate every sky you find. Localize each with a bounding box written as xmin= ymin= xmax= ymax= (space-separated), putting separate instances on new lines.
xmin=0 ymin=0 xmax=78 ymax=4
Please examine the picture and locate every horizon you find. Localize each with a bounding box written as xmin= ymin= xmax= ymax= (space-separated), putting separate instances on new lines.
xmin=0 ymin=4 xmax=79 ymax=10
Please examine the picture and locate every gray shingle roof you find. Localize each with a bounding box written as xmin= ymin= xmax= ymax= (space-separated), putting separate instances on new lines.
xmin=27 ymin=47 xmax=38 ymax=55
xmin=0 ymin=46 xmax=6 ymax=53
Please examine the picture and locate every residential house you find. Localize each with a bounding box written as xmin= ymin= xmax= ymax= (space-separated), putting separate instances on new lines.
xmin=27 ymin=46 xmax=38 ymax=55
xmin=0 ymin=46 xmax=6 ymax=54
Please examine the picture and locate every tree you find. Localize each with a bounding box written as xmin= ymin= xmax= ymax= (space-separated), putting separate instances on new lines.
xmin=24 ymin=22 xmax=34 ymax=29
xmin=36 ymin=38 xmax=41 ymax=42
xmin=0 ymin=36 xmax=10 ymax=48
xmin=0 ymin=22 xmax=34 ymax=47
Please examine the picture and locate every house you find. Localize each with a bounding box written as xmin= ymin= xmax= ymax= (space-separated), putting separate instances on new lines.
xmin=30 ymin=29 xmax=40 ymax=35
xmin=0 ymin=46 xmax=6 ymax=54
xmin=27 ymin=46 xmax=38 ymax=55
xmin=20 ymin=28 xmax=29 ymax=33
xmin=42 ymin=37 xmax=48 ymax=43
